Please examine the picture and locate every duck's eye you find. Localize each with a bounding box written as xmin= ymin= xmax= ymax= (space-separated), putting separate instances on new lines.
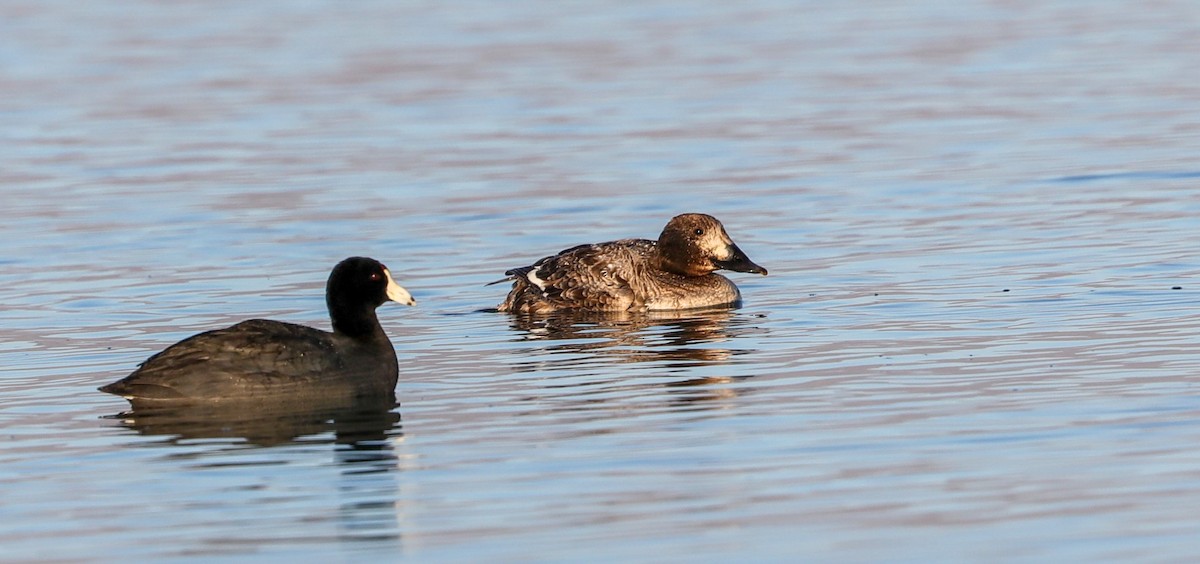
xmin=694 ymin=228 xmax=705 ymax=236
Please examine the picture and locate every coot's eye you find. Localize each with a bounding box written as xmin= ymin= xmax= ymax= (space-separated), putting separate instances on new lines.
xmin=694 ymin=228 xmax=705 ymax=236
xmin=369 ymin=272 xmax=382 ymax=282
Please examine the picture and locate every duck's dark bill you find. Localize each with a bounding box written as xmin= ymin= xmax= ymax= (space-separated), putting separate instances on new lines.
xmin=715 ymin=245 xmax=768 ymax=275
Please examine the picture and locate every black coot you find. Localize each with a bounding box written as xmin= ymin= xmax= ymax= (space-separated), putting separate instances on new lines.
xmin=100 ymin=257 xmax=415 ymax=405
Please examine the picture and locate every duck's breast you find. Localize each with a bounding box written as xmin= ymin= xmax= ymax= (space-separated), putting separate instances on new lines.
xmin=639 ymin=272 xmax=742 ymax=311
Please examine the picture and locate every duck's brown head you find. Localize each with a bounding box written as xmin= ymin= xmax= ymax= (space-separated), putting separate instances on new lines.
xmin=656 ymin=213 xmax=768 ymax=277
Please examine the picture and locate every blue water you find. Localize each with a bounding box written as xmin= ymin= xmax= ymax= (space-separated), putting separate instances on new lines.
xmin=3 ymin=0 xmax=1200 ymax=560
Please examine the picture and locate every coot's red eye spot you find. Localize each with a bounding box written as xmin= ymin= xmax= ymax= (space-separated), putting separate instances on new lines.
xmin=369 ymin=272 xmax=382 ymax=281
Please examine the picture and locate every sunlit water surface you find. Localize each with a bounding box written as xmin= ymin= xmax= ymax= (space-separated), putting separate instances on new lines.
xmin=3 ymin=0 xmax=1200 ymax=561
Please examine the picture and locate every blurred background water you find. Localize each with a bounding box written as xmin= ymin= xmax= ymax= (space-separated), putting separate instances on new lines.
xmin=3 ymin=0 xmax=1200 ymax=560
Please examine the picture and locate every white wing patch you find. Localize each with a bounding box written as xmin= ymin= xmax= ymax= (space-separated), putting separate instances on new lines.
xmin=526 ymin=268 xmax=547 ymax=290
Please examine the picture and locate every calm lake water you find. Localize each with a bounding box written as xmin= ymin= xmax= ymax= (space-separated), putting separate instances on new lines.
xmin=3 ymin=0 xmax=1200 ymax=560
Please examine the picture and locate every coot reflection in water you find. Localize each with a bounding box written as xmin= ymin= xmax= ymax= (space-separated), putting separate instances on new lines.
xmin=104 ymin=394 xmax=402 ymax=448
xmin=102 ymin=394 xmax=406 ymax=545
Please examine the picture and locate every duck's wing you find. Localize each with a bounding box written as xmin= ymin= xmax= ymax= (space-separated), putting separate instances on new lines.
xmin=502 ymin=239 xmax=654 ymax=312
xmin=101 ymin=320 xmax=340 ymax=400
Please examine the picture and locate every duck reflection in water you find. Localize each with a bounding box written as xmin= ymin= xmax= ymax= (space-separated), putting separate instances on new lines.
xmin=506 ymin=308 xmax=764 ymax=407
xmin=509 ymin=308 xmax=759 ymax=365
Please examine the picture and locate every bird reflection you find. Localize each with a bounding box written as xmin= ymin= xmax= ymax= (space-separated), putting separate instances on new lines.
xmin=505 ymin=308 xmax=764 ymax=409
xmin=104 ymin=394 xmax=401 ymax=448
xmin=507 ymin=308 xmax=759 ymax=369
xmin=104 ymin=394 xmax=406 ymax=544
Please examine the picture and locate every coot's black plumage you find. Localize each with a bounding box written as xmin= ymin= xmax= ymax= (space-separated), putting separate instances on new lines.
xmin=99 ymin=257 xmax=415 ymax=405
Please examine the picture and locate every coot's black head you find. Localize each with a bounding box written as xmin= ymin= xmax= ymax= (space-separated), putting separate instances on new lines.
xmin=656 ymin=213 xmax=768 ymax=277
xmin=327 ymin=257 xmax=415 ymax=337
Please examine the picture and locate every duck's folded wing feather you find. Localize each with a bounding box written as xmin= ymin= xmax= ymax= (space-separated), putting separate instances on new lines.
xmin=527 ymin=240 xmax=650 ymax=309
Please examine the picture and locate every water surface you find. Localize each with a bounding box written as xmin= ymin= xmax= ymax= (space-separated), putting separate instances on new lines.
xmin=3 ymin=0 xmax=1200 ymax=560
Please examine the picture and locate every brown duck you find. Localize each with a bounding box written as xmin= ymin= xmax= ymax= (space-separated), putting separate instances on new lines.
xmin=496 ymin=213 xmax=767 ymax=314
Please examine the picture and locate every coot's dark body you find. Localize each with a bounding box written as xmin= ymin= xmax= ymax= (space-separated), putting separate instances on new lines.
xmin=100 ymin=257 xmax=414 ymax=406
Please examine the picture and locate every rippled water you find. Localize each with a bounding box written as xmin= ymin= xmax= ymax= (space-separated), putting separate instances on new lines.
xmin=4 ymin=0 xmax=1200 ymax=560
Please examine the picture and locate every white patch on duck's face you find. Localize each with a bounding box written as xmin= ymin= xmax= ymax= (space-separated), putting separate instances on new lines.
xmin=699 ymin=229 xmax=735 ymax=261
xmin=383 ymin=268 xmax=416 ymax=306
